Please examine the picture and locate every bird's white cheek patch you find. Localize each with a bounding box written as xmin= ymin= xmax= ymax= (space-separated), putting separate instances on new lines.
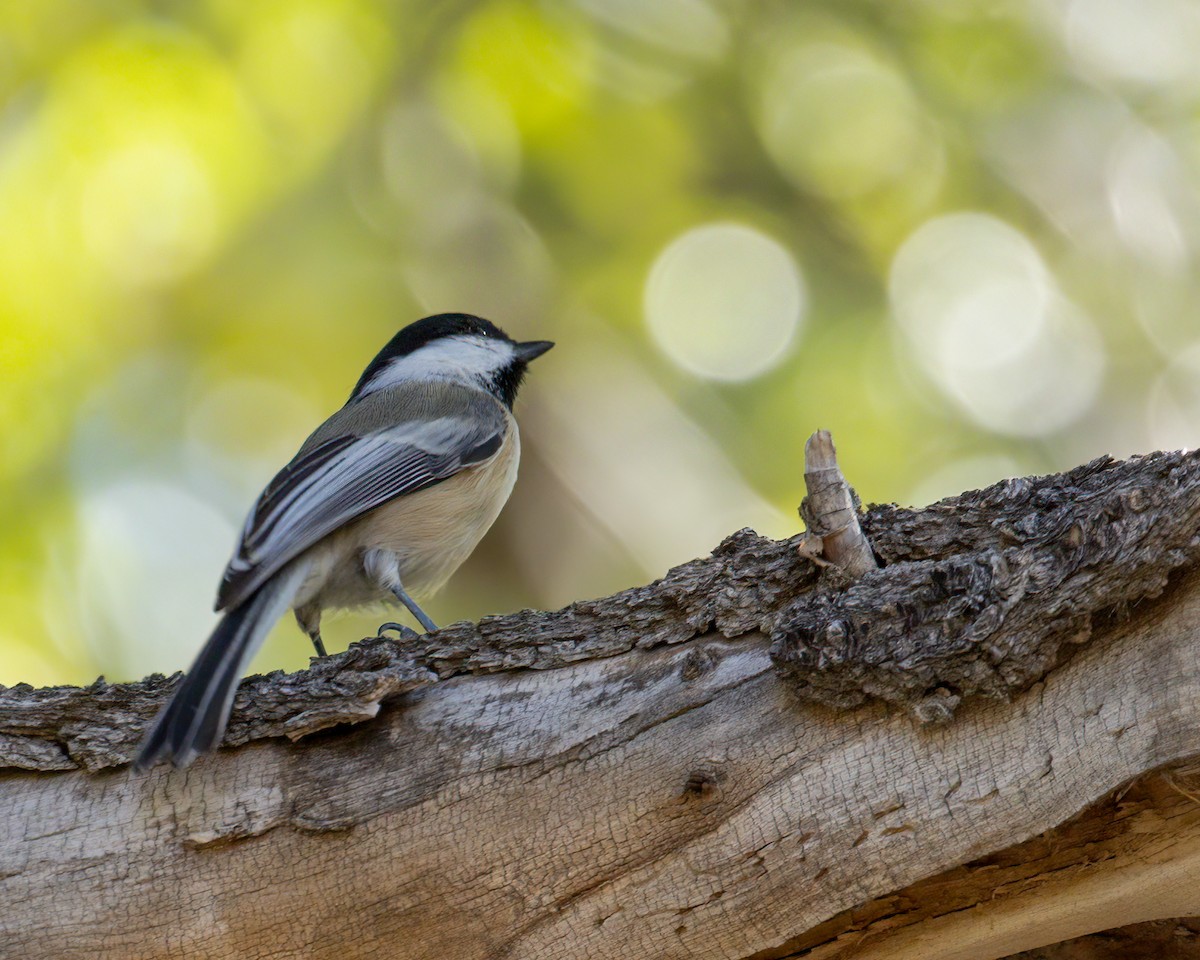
xmin=361 ymin=337 xmax=516 ymax=395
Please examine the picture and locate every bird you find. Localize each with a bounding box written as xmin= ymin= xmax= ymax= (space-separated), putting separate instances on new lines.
xmin=135 ymin=313 xmax=553 ymax=770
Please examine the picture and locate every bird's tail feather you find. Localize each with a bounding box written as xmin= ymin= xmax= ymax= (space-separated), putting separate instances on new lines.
xmin=134 ymin=564 xmax=306 ymax=771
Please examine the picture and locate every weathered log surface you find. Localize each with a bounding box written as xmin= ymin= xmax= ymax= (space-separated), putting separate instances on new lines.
xmin=0 ymin=450 xmax=1198 ymax=959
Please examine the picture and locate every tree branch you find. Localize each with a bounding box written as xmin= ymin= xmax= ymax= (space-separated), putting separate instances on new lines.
xmin=1 ymin=449 xmax=1198 ymax=958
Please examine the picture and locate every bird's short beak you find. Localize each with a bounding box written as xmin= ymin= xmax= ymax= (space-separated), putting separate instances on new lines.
xmin=514 ymin=340 xmax=555 ymax=362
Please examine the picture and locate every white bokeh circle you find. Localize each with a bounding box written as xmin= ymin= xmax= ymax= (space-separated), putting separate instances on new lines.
xmin=890 ymin=212 xmax=1105 ymax=436
xmin=644 ymin=223 xmax=805 ymax=381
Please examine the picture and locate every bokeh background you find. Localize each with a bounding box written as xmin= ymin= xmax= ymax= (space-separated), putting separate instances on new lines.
xmin=2 ymin=0 xmax=1199 ymax=687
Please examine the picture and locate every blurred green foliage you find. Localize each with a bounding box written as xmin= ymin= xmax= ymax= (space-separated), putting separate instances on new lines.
xmin=2 ymin=0 xmax=1198 ymax=687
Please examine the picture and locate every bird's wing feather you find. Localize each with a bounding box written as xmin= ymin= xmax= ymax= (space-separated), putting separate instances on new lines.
xmin=215 ymin=385 xmax=507 ymax=611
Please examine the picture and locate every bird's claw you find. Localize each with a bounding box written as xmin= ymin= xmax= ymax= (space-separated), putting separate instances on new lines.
xmin=377 ymin=621 xmax=421 ymax=642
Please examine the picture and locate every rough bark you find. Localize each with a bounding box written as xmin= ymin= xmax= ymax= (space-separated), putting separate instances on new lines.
xmin=1 ymin=449 xmax=1198 ymax=958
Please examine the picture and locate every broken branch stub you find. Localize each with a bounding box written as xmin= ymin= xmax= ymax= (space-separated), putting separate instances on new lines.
xmin=798 ymin=429 xmax=879 ymax=579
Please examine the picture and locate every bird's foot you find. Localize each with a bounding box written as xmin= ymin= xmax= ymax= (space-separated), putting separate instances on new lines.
xmin=377 ymin=621 xmax=421 ymax=642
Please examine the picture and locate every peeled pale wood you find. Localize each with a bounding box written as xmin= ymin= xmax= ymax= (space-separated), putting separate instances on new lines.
xmin=1 ymin=451 xmax=1199 ymax=958
xmin=1008 ymin=917 xmax=1200 ymax=959
xmin=787 ymin=767 xmax=1200 ymax=959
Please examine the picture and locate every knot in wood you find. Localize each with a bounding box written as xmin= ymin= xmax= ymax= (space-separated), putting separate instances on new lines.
xmin=680 ymin=646 xmax=719 ymax=682
xmin=913 ymin=686 xmax=962 ymax=725
xmin=680 ymin=765 xmax=722 ymax=801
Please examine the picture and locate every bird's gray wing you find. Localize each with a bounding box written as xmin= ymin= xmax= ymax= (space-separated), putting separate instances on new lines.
xmin=215 ymin=385 xmax=507 ymax=611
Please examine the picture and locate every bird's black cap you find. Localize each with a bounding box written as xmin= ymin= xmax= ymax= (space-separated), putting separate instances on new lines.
xmin=352 ymin=313 xmax=553 ymax=407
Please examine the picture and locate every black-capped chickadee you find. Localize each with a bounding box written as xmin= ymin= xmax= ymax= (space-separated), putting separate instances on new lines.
xmin=135 ymin=313 xmax=553 ymax=770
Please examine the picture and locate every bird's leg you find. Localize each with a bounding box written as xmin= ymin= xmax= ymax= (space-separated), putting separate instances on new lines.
xmin=294 ymin=602 xmax=327 ymax=658
xmin=389 ymin=583 xmax=439 ymax=633
xmin=364 ymin=548 xmax=439 ymax=637
xmin=377 ymin=590 xmax=436 ymax=641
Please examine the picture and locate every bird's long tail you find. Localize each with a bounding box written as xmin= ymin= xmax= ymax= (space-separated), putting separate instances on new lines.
xmin=135 ymin=564 xmax=307 ymax=771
